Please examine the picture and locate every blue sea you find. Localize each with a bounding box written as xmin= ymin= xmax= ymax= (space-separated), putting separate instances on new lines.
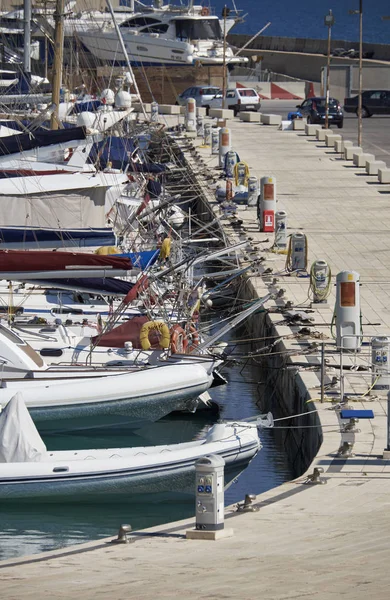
xmin=215 ymin=0 xmax=390 ymax=43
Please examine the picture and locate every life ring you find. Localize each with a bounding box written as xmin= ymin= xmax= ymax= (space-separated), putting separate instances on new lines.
xmin=139 ymin=320 xmax=170 ymax=350
xmin=187 ymin=325 xmax=200 ymax=353
xmin=170 ymin=324 xmax=188 ymax=354
xmin=201 ymin=7 xmax=210 ymax=16
xmin=64 ymin=147 xmax=74 ymax=162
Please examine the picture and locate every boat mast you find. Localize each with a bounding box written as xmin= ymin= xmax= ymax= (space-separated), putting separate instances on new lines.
xmin=23 ymin=0 xmax=31 ymax=73
xmin=50 ymin=0 xmax=65 ymax=130
xmin=105 ymin=0 xmax=148 ymax=120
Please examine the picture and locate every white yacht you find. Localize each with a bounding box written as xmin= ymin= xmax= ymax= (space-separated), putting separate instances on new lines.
xmin=76 ymin=2 xmax=246 ymax=67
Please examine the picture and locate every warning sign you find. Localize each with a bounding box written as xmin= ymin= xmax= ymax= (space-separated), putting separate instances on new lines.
xmin=263 ymin=183 xmax=274 ymax=201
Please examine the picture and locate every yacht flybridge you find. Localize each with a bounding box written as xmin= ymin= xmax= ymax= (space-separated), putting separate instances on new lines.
xmin=76 ymin=2 xmax=247 ymax=67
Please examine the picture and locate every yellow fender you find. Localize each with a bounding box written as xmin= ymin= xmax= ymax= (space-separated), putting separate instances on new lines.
xmin=159 ymin=237 xmax=171 ymax=260
xmin=139 ymin=320 xmax=170 ymax=350
xmin=95 ymin=246 xmax=119 ymax=255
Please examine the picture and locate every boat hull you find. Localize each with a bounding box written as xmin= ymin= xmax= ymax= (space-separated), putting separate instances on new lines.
xmin=0 ymin=438 xmax=260 ymax=503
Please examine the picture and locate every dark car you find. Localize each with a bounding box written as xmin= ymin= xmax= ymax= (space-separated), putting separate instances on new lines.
xmin=344 ymin=90 xmax=390 ymax=117
xmin=296 ymin=97 xmax=344 ymax=128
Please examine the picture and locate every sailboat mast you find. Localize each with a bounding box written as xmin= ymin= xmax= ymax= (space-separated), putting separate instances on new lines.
xmin=23 ymin=0 xmax=32 ymax=73
xmin=50 ymin=0 xmax=65 ymax=130
xmin=105 ymin=0 xmax=148 ymax=120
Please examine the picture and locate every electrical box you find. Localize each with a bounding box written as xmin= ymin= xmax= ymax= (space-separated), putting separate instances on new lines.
xmin=195 ymin=454 xmax=225 ymax=531
xmin=150 ymin=101 xmax=159 ymax=122
xmin=211 ymin=128 xmax=219 ymax=155
xmin=275 ymin=210 xmax=287 ymax=248
xmin=247 ymin=176 xmax=258 ymax=207
xmin=259 ymin=176 xmax=276 ymax=232
xmin=372 ymin=336 xmax=390 ymax=390
xmin=290 ymin=232 xmax=307 ymax=271
xmin=335 ymin=270 xmax=361 ymax=350
xmin=185 ymin=97 xmax=196 ymax=132
xmin=203 ymin=123 xmax=211 ymax=145
xmin=219 ymin=127 xmax=231 ymax=167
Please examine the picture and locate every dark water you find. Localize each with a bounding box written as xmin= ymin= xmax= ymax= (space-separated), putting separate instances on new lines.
xmin=0 ymin=328 xmax=294 ymax=562
xmin=217 ymin=0 xmax=390 ymax=43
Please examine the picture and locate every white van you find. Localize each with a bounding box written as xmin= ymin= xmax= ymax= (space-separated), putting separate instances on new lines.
xmin=209 ymin=87 xmax=261 ymax=116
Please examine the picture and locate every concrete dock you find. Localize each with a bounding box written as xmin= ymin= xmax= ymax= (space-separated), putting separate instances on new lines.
xmin=2 ymin=110 xmax=390 ymax=599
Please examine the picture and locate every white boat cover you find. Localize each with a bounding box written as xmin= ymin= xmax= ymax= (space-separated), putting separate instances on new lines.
xmin=0 ymin=392 xmax=47 ymax=463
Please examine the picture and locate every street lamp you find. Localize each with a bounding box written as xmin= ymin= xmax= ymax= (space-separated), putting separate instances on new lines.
xmin=221 ymin=5 xmax=230 ymax=110
xmin=324 ymin=9 xmax=335 ymax=130
xmin=349 ymin=1 xmax=363 ymax=147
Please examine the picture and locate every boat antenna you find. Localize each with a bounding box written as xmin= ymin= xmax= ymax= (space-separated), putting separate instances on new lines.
xmin=105 ymin=0 xmax=148 ymax=121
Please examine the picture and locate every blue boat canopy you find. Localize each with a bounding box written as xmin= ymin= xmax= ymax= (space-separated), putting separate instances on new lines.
xmin=0 ymin=126 xmax=87 ymax=157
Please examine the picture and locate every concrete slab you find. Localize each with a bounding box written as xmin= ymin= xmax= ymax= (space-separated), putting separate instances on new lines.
xmin=378 ymin=168 xmax=390 ymax=183
xmin=353 ymin=152 xmax=375 ymax=167
xmin=325 ymin=132 xmax=342 ymax=147
xmin=305 ymin=123 xmax=317 ymax=135
xmin=239 ymin=111 xmax=261 ymax=123
xmin=366 ymin=159 xmax=387 ymax=175
xmin=345 ymin=145 xmax=362 ymax=160
xmin=209 ymin=108 xmax=234 ymax=119
xmin=158 ymin=104 xmax=181 ymax=115
xmin=260 ymin=113 xmax=282 ymax=125
xmin=335 ymin=139 xmax=353 ymax=153
xmin=293 ymin=119 xmax=305 ymax=130
xmin=315 ymin=127 xmax=326 ymax=141
xmin=186 ymin=528 xmax=234 ymax=540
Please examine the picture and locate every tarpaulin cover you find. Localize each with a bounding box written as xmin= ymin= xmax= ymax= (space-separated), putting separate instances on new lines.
xmin=92 ymin=315 xmax=162 ymax=348
xmin=0 ymin=126 xmax=87 ymax=157
xmin=0 ymin=392 xmax=47 ymax=463
xmin=33 ymin=277 xmax=133 ymax=296
xmin=0 ymin=250 xmax=132 ymax=272
xmin=89 ymin=137 xmax=166 ymax=173
xmin=117 ymin=250 xmax=159 ymax=270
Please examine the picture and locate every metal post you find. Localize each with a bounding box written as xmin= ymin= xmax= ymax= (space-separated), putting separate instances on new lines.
xmin=387 ymin=393 xmax=390 ymax=451
xmin=50 ymin=0 xmax=65 ymax=130
xmin=222 ymin=6 xmax=228 ymax=110
xmin=23 ymin=0 xmax=31 ymax=73
xmin=320 ymin=341 xmax=325 ymax=403
xmin=324 ymin=10 xmax=334 ymax=130
xmin=358 ymin=0 xmax=363 ymax=147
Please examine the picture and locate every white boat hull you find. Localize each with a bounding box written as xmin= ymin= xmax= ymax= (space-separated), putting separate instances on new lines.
xmin=0 ymin=363 xmax=216 ymax=431
xmin=0 ymin=422 xmax=261 ymax=502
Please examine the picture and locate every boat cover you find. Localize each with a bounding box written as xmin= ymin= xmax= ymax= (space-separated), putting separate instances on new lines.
xmin=117 ymin=250 xmax=159 ymax=270
xmin=0 ymin=126 xmax=87 ymax=157
xmin=34 ymin=277 xmax=133 ymax=296
xmin=91 ymin=315 xmax=160 ymax=348
xmin=89 ymin=137 xmax=166 ymax=173
xmin=0 ymin=250 xmax=132 ymax=272
xmin=0 ymin=226 xmax=116 ymax=248
xmin=0 ymin=392 xmax=47 ymax=463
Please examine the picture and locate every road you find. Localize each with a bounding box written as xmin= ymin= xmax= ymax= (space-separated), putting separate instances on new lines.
xmin=260 ymin=99 xmax=390 ymax=167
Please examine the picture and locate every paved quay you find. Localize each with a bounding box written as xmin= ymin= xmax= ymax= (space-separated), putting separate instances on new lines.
xmin=2 ymin=110 xmax=390 ymax=599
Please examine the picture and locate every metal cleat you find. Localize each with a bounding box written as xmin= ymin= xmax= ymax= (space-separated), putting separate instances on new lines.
xmin=111 ymin=524 xmax=133 ymax=544
xmin=235 ymin=494 xmax=259 ymax=512
xmin=337 ymin=441 xmax=355 ymax=458
xmin=303 ymin=467 xmax=326 ymax=485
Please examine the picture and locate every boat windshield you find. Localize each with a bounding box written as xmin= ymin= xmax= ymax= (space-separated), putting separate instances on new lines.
xmin=175 ymin=18 xmax=222 ymax=41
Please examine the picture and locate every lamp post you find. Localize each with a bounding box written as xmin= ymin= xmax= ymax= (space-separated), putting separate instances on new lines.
xmin=324 ymin=9 xmax=335 ymax=130
xmin=221 ymin=5 xmax=230 ymax=110
xmin=349 ymin=2 xmax=363 ymax=146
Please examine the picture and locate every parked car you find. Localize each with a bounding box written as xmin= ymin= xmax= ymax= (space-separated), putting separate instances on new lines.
xmin=344 ymin=90 xmax=390 ymax=117
xmin=209 ymin=87 xmax=261 ymax=116
xmin=295 ymin=96 xmax=344 ymax=128
xmin=176 ymin=86 xmax=221 ymax=109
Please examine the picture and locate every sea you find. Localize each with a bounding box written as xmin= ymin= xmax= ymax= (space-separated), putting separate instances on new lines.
xmin=216 ymin=0 xmax=390 ymax=44
xmin=0 ymin=325 xmax=295 ymax=561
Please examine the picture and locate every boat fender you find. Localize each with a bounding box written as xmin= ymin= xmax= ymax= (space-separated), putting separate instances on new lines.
xmin=159 ymin=237 xmax=171 ymax=260
xmin=170 ymin=324 xmax=188 ymax=354
xmin=140 ymin=320 xmax=170 ymax=350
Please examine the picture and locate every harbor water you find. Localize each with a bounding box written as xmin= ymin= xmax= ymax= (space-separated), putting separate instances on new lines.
xmin=0 ymin=323 xmax=294 ymax=562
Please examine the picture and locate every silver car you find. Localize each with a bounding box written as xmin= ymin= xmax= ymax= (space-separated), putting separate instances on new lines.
xmin=176 ymin=86 xmax=221 ymax=110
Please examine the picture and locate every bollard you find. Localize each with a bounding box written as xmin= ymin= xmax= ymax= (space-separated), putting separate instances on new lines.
xmin=150 ymin=101 xmax=159 ymax=122
xmin=259 ymin=176 xmax=276 ymax=232
xmin=194 ymin=454 xmax=225 ymax=531
xmin=372 ymin=337 xmax=390 ymax=391
xmin=185 ymin=97 xmax=196 ymax=132
xmin=218 ymin=127 xmax=231 ymax=167
xmin=247 ymin=176 xmax=258 ymax=207
xmin=310 ymin=259 xmax=331 ymax=303
xmin=335 ymin=271 xmax=361 ymax=350
xmin=224 ymin=150 xmax=238 ymax=178
xmin=196 ymin=114 xmax=204 ymax=137
xmin=203 ymin=122 xmax=211 ymax=146
xmin=275 ymin=210 xmax=287 ymax=248
xmin=211 ymin=128 xmax=219 ymax=155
